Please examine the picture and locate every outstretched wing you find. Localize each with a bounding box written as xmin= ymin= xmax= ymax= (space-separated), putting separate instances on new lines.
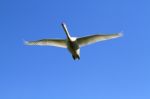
xmin=77 ymin=33 xmax=122 ymax=47
xmin=25 ymin=39 xmax=67 ymax=48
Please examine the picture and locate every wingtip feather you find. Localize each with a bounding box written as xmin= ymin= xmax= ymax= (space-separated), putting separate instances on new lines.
xmin=23 ymin=39 xmax=29 ymax=45
xmin=119 ymin=33 xmax=123 ymax=37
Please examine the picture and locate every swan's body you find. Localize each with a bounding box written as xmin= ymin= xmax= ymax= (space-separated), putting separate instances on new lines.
xmin=25 ymin=22 xmax=122 ymax=60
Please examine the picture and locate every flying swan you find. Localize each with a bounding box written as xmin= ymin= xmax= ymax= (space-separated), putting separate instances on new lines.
xmin=25 ymin=22 xmax=122 ymax=60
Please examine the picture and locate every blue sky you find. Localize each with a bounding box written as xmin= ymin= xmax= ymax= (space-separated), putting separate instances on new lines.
xmin=0 ymin=0 xmax=150 ymax=99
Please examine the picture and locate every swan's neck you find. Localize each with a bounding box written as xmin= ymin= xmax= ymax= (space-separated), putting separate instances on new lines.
xmin=62 ymin=23 xmax=71 ymax=40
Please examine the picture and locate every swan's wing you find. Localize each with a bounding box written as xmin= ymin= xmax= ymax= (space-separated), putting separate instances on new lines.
xmin=25 ymin=39 xmax=67 ymax=48
xmin=77 ymin=33 xmax=122 ymax=47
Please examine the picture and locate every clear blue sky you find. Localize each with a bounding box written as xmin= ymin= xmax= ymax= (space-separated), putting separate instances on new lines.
xmin=0 ymin=0 xmax=150 ymax=99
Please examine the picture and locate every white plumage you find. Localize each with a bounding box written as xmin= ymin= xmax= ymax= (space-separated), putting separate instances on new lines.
xmin=25 ymin=23 xmax=122 ymax=60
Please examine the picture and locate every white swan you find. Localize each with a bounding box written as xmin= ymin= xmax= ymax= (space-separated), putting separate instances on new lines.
xmin=25 ymin=22 xmax=122 ymax=60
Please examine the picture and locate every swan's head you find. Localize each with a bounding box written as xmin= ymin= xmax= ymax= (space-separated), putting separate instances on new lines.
xmin=61 ymin=22 xmax=67 ymax=27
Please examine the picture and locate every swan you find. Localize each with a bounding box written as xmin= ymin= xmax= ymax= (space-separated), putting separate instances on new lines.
xmin=25 ymin=22 xmax=122 ymax=60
